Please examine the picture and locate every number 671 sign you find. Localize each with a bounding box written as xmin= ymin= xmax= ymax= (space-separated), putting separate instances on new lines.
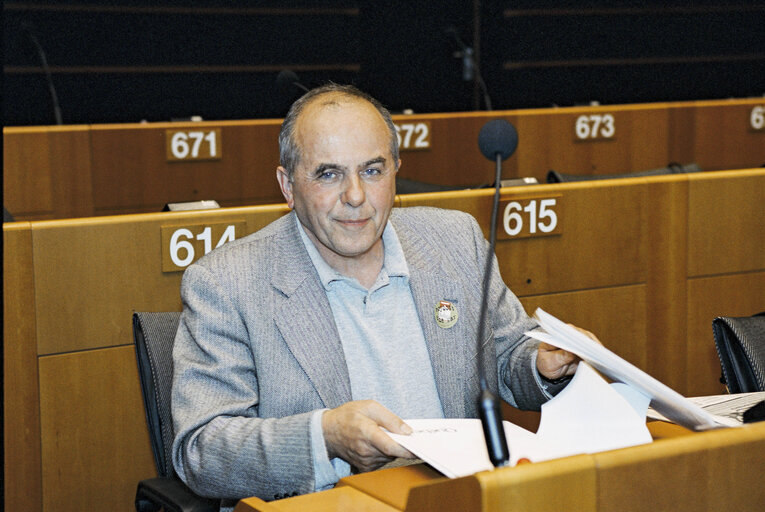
xmin=497 ymin=197 xmax=562 ymax=240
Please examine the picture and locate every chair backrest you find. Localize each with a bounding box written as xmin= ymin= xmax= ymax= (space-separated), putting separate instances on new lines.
xmin=712 ymin=313 xmax=765 ymax=393
xmin=133 ymin=311 xmax=182 ymax=478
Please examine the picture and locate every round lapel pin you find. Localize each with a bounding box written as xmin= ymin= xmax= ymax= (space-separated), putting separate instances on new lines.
xmin=435 ymin=300 xmax=459 ymax=329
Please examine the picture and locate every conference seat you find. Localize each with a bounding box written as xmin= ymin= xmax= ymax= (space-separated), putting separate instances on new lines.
xmin=133 ymin=311 xmax=219 ymax=512
xmin=712 ymin=312 xmax=765 ymax=393
xmin=546 ymin=163 xmax=701 ymax=183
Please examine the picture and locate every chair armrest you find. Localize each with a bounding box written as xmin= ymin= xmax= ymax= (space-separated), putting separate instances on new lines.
xmin=136 ymin=476 xmax=219 ymax=512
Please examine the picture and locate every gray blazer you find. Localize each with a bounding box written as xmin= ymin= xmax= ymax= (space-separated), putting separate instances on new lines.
xmin=171 ymin=207 xmax=547 ymax=502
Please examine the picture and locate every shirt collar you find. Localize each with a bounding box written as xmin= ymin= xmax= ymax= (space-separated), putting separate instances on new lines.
xmin=294 ymin=214 xmax=410 ymax=290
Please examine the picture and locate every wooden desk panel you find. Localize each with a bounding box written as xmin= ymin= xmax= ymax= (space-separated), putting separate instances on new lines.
xmin=687 ymin=169 xmax=765 ymax=277
xmin=511 ymin=104 xmax=670 ymax=182
xmin=3 ymin=130 xmax=54 ymax=217
xmin=520 ymin=285 xmax=648 ymax=372
xmin=33 ymin=205 xmax=289 ymax=355
xmin=5 ymin=98 xmax=765 ymax=221
xmin=3 ymin=223 xmax=42 ymax=512
xmin=88 ymin=121 xmax=283 ymax=214
xmin=689 ymin=99 xmax=765 ymax=171
xmin=399 ymin=180 xmax=646 ymax=296
xmin=3 ymin=125 xmax=93 ymax=220
xmin=595 ymin=421 xmax=765 ymax=512
xmin=394 ymin=113 xmax=497 ymax=187
xmin=38 ymin=346 xmax=156 ymax=512
xmin=235 ymin=487 xmax=401 ymax=512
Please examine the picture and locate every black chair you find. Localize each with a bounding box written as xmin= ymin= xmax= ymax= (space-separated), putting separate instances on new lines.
xmin=712 ymin=312 xmax=765 ymax=393
xmin=133 ymin=311 xmax=219 ymax=512
xmin=546 ymin=163 xmax=701 ymax=183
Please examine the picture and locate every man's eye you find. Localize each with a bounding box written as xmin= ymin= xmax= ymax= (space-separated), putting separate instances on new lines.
xmin=318 ymin=170 xmax=339 ymax=181
xmin=362 ymin=167 xmax=382 ymax=177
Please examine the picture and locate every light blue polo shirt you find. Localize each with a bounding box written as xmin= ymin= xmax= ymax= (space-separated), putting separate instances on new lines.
xmin=294 ymin=217 xmax=444 ymax=489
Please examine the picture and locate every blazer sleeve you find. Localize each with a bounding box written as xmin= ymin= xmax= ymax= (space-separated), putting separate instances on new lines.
xmin=171 ymin=262 xmax=317 ymax=501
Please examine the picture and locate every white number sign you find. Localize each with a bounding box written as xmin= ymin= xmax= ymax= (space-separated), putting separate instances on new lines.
xmin=750 ymin=106 xmax=765 ymax=131
xmin=499 ymin=198 xmax=561 ymax=239
xmin=161 ymin=221 xmax=244 ymax=272
xmin=166 ymin=129 xmax=221 ymax=161
xmin=394 ymin=122 xmax=431 ymax=150
xmin=574 ymin=114 xmax=615 ymax=140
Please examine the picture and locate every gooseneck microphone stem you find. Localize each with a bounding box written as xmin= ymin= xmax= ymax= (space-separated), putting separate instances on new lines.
xmin=476 ymin=119 xmax=517 ymax=468
xmin=23 ymin=23 xmax=62 ymax=125
xmin=476 ymin=150 xmax=510 ymax=467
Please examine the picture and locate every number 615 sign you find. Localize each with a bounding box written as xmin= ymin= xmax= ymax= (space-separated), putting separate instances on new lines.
xmin=496 ymin=196 xmax=562 ymax=240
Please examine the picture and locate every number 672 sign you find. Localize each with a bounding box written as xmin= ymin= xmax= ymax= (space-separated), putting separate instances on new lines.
xmin=496 ymin=196 xmax=562 ymax=240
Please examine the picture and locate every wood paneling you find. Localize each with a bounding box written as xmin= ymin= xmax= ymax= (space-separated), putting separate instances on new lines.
xmin=4 ymin=98 xmax=765 ymax=221
xmin=400 ymin=180 xmax=646 ymax=296
xmin=3 ymin=223 xmax=42 ymax=512
xmin=512 ymin=104 xmax=670 ymax=181
xmin=686 ymin=271 xmax=765 ymax=396
xmin=520 ymin=285 xmax=647 ymax=372
xmin=89 ymin=121 xmax=283 ymax=214
xmin=644 ymin=175 xmax=689 ymax=392
xmin=38 ymin=346 xmax=156 ymax=512
xmin=2 ymin=126 xmax=93 ymax=220
xmin=33 ymin=205 xmax=289 ymax=355
xmin=595 ymin=421 xmax=765 ymax=512
xmin=3 ymin=130 xmax=55 ymax=217
xmin=687 ymin=169 xmax=765 ymax=277
xmin=690 ymin=99 xmax=765 ymax=171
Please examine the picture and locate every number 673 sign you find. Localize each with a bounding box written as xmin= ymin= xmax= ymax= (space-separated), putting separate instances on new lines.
xmin=496 ymin=196 xmax=562 ymax=240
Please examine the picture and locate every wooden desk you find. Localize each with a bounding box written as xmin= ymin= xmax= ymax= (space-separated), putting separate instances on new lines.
xmin=235 ymin=421 xmax=765 ymax=512
xmin=5 ymin=98 xmax=764 ymax=220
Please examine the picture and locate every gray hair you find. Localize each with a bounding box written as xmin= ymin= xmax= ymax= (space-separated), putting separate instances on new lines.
xmin=278 ymin=83 xmax=400 ymax=179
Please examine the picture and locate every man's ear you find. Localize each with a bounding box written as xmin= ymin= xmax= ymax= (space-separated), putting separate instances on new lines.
xmin=276 ymin=166 xmax=294 ymax=209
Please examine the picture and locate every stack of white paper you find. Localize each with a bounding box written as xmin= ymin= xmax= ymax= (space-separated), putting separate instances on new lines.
xmin=526 ymin=308 xmax=738 ymax=430
xmin=389 ymin=362 xmax=654 ymax=478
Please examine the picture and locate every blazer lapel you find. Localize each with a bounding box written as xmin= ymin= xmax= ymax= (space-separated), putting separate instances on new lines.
xmin=398 ymin=222 xmax=479 ymax=419
xmin=271 ymin=215 xmax=352 ymax=409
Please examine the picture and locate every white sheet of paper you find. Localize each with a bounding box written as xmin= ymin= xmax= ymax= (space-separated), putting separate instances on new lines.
xmin=388 ymin=362 xmax=653 ymax=478
xmin=526 ymin=308 xmax=736 ymax=429
xmin=535 ymin=363 xmax=653 ymax=459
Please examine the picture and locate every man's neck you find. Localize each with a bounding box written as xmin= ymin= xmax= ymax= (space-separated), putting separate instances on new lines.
xmin=305 ymin=230 xmax=385 ymax=289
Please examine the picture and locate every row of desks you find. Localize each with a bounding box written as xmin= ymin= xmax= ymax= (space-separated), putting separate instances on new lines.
xmin=4 ymin=97 xmax=764 ymax=220
xmin=4 ymin=169 xmax=764 ymax=511
xmin=235 ymin=421 xmax=765 ymax=512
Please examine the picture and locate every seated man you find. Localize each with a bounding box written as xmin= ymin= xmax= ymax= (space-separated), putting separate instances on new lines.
xmin=171 ymin=84 xmax=582 ymax=505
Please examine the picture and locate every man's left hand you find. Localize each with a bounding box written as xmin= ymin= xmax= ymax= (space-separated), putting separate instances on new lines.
xmin=535 ymin=325 xmax=599 ymax=380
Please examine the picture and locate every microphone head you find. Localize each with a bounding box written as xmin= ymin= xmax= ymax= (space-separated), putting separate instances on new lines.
xmin=478 ymin=119 xmax=518 ymax=161
xmin=276 ymin=69 xmax=300 ymax=90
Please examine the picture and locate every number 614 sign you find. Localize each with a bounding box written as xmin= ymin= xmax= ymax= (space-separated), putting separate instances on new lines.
xmin=497 ymin=197 xmax=562 ymax=240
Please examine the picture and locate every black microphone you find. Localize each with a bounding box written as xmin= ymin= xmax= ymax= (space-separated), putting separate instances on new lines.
xmin=476 ymin=119 xmax=519 ymax=467
xmin=276 ymin=69 xmax=309 ymax=93
xmin=22 ymin=22 xmax=63 ymax=125
xmin=445 ymin=26 xmax=493 ymax=111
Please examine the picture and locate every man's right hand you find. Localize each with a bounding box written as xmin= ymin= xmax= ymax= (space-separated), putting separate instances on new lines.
xmin=321 ymin=400 xmax=414 ymax=472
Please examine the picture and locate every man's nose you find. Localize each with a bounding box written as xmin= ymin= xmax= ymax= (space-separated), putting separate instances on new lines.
xmin=341 ymin=174 xmax=365 ymax=207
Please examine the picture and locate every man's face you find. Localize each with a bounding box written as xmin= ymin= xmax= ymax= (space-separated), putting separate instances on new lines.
xmin=277 ymin=96 xmax=399 ymax=268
